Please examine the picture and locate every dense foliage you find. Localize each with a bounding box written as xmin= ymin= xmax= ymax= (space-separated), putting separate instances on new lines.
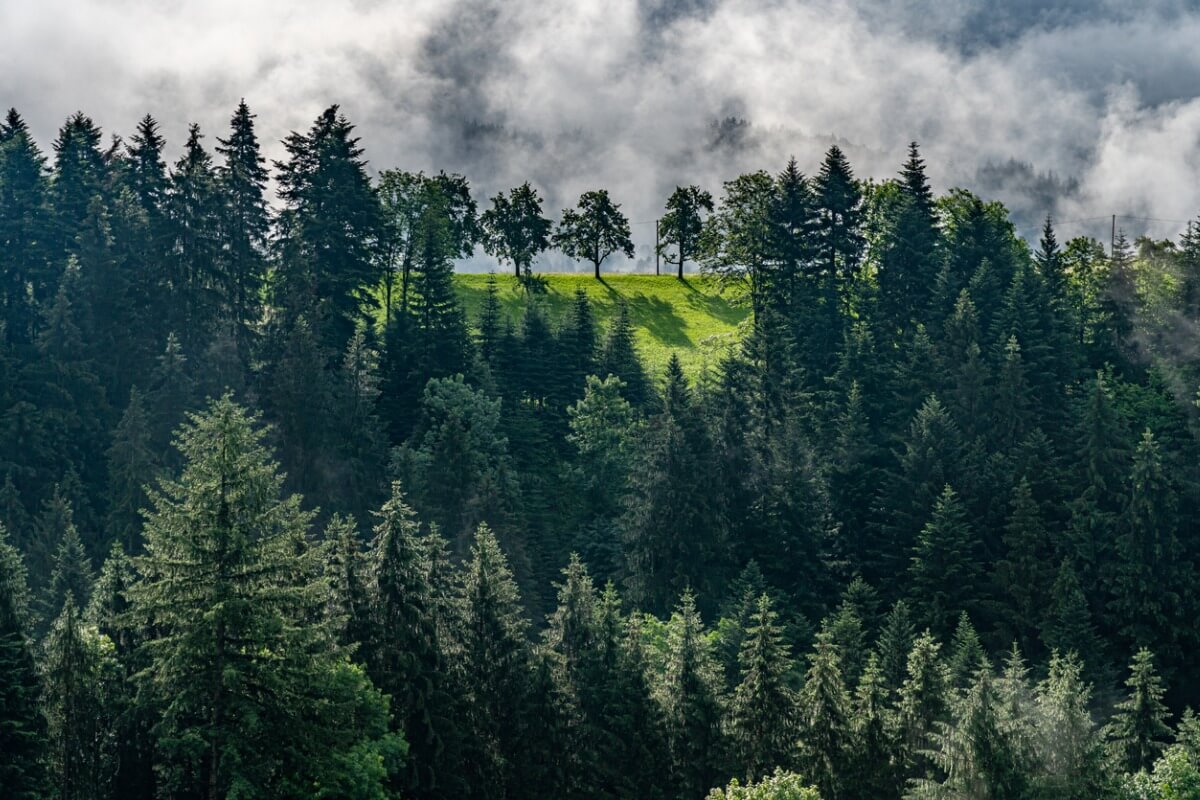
xmin=3 ymin=102 xmax=1200 ymax=799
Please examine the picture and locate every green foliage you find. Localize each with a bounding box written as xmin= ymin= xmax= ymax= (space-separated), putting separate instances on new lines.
xmin=1107 ymin=649 xmax=1173 ymax=774
xmin=481 ymin=182 xmax=553 ymax=277
xmin=554 ymin=189 xmax=635 ymax=277
xmin=706 ymin=769 xmax=822 ymax=800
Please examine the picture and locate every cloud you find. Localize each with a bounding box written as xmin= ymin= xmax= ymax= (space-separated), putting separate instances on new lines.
xmin=3 ymin=0 xmax=1200 ymax=270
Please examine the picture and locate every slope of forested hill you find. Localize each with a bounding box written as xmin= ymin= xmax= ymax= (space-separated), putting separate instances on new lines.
xmin=4 ymin=104 xmax=1200 ymax=799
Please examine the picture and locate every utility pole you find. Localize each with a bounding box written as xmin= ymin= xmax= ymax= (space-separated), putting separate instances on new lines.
xmin=655 ymin=219 xmax=660 ymax=276
xmin=1111 ymin=214 xmax=1116 ymax=256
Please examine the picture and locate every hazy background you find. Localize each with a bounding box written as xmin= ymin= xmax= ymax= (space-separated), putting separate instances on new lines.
xmin=4 ymin=0 xmax=1200 ymax=270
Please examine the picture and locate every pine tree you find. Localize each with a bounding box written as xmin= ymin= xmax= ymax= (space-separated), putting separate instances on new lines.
xmin=0 ymin=522 xmax=49 ymax=798
xmin=797 ymin=633 xmax=851 ymax=799
xmin=127 ymin=395 xmax=402 ymax=797
xmin=1106 ymin=648 xmax=1172 ymax=773
xmin=729 ymin=594 xmax=798 ymax=782
xmin=907 ymin=486 xmax=982 ymax=638
xmin=660 ymin=590 xmax=727 ymax=799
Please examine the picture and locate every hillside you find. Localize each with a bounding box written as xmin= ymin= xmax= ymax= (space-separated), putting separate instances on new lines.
xmin=453 ymin=273 xmax=750 ymax=375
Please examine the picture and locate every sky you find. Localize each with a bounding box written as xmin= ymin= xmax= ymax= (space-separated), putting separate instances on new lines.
xmin=4 ymin=0 xmax=1200 ymax=271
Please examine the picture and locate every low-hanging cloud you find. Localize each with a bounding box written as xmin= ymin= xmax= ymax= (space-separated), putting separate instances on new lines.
xmin=3 ymin=0 xmax=1200 ymax=270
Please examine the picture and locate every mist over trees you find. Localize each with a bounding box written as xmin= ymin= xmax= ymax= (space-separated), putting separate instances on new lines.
xmin=4 ymin=101 xmax=1200 ymax=799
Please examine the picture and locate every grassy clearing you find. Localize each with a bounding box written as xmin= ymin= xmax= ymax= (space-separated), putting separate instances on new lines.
xmin=453 ymin=273 xmax=750 ymax=376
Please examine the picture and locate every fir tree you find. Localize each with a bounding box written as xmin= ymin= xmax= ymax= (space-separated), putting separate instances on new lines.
xmin=813 ymin=145 xmax=864 ymax=315
xmin=45 ymin=519 xmax=93 ymax=618
xmin=1034 ymin=651 xmax=1114 ymax=799
xmin=994 ymin=477 xmax=1054 ymax=657
xmin=1040 ymin=559 xmax=1109 ymax=689
xmin=946 ymin=612 xmax=988 ymax=693
xmin=848 ymin=652 xmax=901 ymax=799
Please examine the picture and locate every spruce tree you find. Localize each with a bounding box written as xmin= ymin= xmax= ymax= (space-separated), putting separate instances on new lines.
xmin=876 ymin=599 xmax=916 ymax=695
xmin=40 ymin=596 xmax=116 ymax=800
xmin=946 ymin=612 xmax=988 ymax=693
xmin=813 ymin=145 xmax=864 ymax=316
xmin=1109 ymin=429 xmax=1185 ymax=658
xmin=729 ymin=593 xmax=798 ymax=782
xmin=994 ymin=477 xmax=1054 ymax=657
xmin=1106 ymin=648 xmax=1172 ymax=773
xmin=0 ymin=108 xmax=53 ymax=345
xmin=898 ymin=631 xmax=949 ymax=778
xmin=214 ymin=100 xmax=269 ymax=360
xmin=1034 ymin=651 xmax=1114 ymax=799
xmin=876 ymin=143 xmax=940 ymax=336
xmin=907 ymin=486 xmax=982 ymax=638
xmin=275 ymin=105 xmax=384 ymax=349
xmin=796 ymin=633 xmax=851 ymax=799
xmin=457 ymin=523 xmax=533 ymax=800
xmin=363 ymin=482 xmax=449 ymax=797
xmin=599 ymin=302 xmax=650 ymax=408
xmin=660 ymin=590 xmax=728 ymax=799
xmin=104 ymin=387 xmax=159 ymax=552
xmin=0 ymin=523 xmax=48 ymax=798
xmin=848 ymin=653 xmax=901 ymax=800
xmin=128 ymin=395 xmax=402 ymax=797
xmin=45 ymin=519 xmax=93 ymax=619
xmin=1040 ymin=559 xmax=1109 ymax=690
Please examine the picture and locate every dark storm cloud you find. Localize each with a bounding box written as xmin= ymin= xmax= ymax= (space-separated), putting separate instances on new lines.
xmin=3 ymin=0 xmax=1200 ymax=270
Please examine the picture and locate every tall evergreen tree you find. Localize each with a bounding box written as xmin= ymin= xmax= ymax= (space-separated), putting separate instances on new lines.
xmin=659 ymin=590 xmax=727 ymax=800
xmin=0 ymin=522 xmax=48 ymax=799
xmin=1106 ymin=648 xmax=1172 ymax=773
xmin=728 ymin=593 xmax=798 ymax=782
xmin=599 ymin=302 xmax=650 ymax=408
xmin=214 ymin=100 xmax=270 ymax=360
xmin=907 ymin=486 xmax=982 ymax=638
xmin=128 ymin=395 xmax=402 ymax=798
xmin=275 ymin=105 xmax=383 ymax=350
xmin=797 ymin=633 xmax=852 ymax=799
xmin=457 ymin=523 xmax=532 ymax=800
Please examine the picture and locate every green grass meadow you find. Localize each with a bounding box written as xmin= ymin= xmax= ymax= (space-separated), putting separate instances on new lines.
xmin=452 ymin=273 xmax=751 ymax=376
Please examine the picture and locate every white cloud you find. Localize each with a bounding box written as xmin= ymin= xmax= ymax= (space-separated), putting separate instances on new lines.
xmin=3 ymin=0 xmax=1199 ymax=270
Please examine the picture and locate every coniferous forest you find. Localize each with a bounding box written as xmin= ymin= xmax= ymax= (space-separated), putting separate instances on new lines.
xmin=6 ymin=101 xmax=1200 ymax=800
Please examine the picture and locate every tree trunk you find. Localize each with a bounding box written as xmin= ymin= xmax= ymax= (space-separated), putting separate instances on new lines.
xmin=594 ymin=261 xmax=600 ymax=280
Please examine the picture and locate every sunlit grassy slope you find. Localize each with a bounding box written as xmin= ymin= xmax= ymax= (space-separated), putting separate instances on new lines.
xmin=453 ymin=273 xmax=750 ymax=376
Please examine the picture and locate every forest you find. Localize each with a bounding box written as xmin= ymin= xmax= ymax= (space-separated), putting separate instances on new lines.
xmin=3 ymin=101 xmax=1200 ymax=800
